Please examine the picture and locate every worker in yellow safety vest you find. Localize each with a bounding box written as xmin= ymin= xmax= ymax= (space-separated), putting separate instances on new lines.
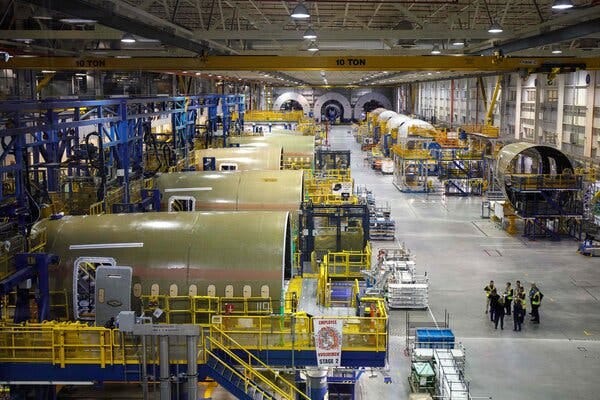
xmin=484 ymin=280 xmax=495 ymax=315
xmin=518 ymin=289 xmax=527 ymax=327
xmin=504 ymin=282 xmax=514 ymax=316
xmin=530 ymin=283 xmax=542 ymax=324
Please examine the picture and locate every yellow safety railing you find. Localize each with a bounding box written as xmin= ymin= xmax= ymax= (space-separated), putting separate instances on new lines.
xmin=391 ymin=145 xmax=433 ymax=160
xmin=141 ymin=295 xmax=273 ymax=325
xmin=408 ymin=126 xmax=436 ymax=138
xmin=207 ymin=325 xmax=311 ymax=400
xmin=322 ymin=244 xmax=371 ymax=279
xmin=245 ymin=110 xmax=304 ymax=122
xmin=0 ymin=311 xmax=387 ymax=367
xmin=215 ymin=312 xmax=387 ymax=353
xmin=460 ymin=124 xmax=499 ymax=138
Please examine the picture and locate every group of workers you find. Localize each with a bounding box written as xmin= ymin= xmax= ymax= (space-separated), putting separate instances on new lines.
xmin=484 ymin=280 xmax=543 ymax=331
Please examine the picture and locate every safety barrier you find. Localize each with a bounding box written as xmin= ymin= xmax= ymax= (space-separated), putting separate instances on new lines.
xmin=323 ymin=246 xmax=372 ymax=279
xmin=207 ymin=325 xmax=311 ymax=400
xmin=391 ymin=145 xmax=433 ymax=160
xmin=141 ymin=295 xmax=273 ymax=325
xmin=0 ymin=310 xmax=388 ymax=366
xmin=508 ymin=174 xmax=584 ymax=191
xmin=460 ymin=124 xmax=499 ymax=138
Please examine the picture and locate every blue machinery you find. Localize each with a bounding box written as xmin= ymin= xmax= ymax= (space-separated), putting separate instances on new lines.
xmin=204 ymin=94 xmax=245 ymax=147
xmin=0 ymin=94 xmax=244 ymax=225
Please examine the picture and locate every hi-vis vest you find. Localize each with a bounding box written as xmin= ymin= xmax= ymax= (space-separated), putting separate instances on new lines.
xmin=532 ymin=291 xmax=541 ymax=306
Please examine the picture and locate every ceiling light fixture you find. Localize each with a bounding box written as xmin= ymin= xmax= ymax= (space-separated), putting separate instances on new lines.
xmin=431 ymin=44 xmax=441 ymax=55
xmin=291 ymin=2 xmax=310 ymax=19
xmin=453 ymin=39 xmax=465 ymax=46
xmin=33 ymin=9 xmax=52 ymax=20
xmin=303 ymin=27 xmax=317 ymax=40
xmin=552 ymin=0 xmax=574 ymax=9
xmin=488 ymin=21 xmax=503 ymax=33
xmin=59 ymin=18 xmax=97 ymax=24
xmin=41 ymin=70 xmax=56 ymax=74
xmin=307 ymin=41 xmax=319 ymax=52
xmin=121 ymin=33 xmax=136 ymax=43
xmin=552 ymin=48 xmax=563 ymax=54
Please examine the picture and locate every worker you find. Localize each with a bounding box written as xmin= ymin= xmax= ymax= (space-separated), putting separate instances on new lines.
xmin=518 ymin=290 xmax=527 ymax=326
xmin=504 ymin=282 xmax=513 ymax=316
xmin=513 ymin=293 xmax=523 ymax=331
xmin=515 ymin=280 xmax=522 ymax=295
xmin=488 ymin=288 xmax=500 ymax=323
xmin=530 ymin=283 xmax=542 ymax=324
xmin=484 ymin=280 xmax=495 ymax=315
xmin=493 ymin=294 xmax=505 ymax=330
xmin=377 ymin=249 xmax=387 ymax=267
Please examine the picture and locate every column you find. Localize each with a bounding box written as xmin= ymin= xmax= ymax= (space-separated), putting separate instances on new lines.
xmin=305 ymin=368 xmax=328 ymax=400
xmin=159 ymin=335 xmax=171 ymax=400
xmin=556 ymin=74 xmax=565 ymax=150
xmin=515 ymin=76 xmax=522 ymax=140
xmin=534 ymin=75 xmax=541 ymax=144
xmin=583 ymin=71 xmax=596 ymax=158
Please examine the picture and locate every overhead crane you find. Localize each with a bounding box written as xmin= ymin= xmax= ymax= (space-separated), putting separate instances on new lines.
xmin=4 ymin=55 xmax=600 ymax=73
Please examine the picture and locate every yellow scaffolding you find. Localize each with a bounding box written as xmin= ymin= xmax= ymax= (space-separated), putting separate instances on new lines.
xmin=0 ymin=311 xmax=388 ymax=365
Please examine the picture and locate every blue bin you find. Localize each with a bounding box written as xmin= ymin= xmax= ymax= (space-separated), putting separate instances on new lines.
xmin=415 ymin=328 xmax=455 ymax=349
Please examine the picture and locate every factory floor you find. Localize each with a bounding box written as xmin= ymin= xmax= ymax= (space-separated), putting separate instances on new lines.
xmin=325 ymin=125 xmax=600 ymax=400
xmin=71 ymin=127 xmax=599 ymax=400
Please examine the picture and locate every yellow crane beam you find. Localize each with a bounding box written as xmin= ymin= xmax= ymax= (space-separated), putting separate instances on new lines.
xmin=4 ymin=55 xmax=600 ymax=72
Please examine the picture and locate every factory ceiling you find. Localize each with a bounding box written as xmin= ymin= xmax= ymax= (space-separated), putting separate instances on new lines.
xmin=1 ymin=0 xmax=600 ymax=86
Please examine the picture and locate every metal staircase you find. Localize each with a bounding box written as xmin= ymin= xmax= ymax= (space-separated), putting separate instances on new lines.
xmin=201 ymin=326 xmax=310 ymax=400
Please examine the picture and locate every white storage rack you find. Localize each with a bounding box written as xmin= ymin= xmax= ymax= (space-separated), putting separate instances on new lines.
xmin=377 ymin=246 xmax=429 ymax=309
xmin=412 ymin=346 xmax=470 ymax=400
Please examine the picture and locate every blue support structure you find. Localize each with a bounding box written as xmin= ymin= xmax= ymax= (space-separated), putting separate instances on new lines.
xmin=0 ymin=252 xmax=59 ymax=322
xmin=0 ymin=95 xmax=243 ymax=226
xmin=204 ymin=95 xmax=220 ymax=147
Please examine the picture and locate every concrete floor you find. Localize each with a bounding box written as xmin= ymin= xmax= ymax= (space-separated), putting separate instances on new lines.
xmin=75 ymin=126 xmax=599 ymax=399
xmin=326 ymin=125 xmax=600 ymax=400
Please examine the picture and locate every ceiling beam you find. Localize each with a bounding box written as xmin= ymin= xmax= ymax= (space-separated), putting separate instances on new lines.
xmin=472 ymin=17 xmax=600 ymax=55
xmin=188 ymin=28 xmax=508 ymax=41
xmin=24 ymin=0 xmax=237 ymax=55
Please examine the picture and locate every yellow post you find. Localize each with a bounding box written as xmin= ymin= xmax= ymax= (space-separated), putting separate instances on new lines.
xmin=507 ymin=215 xmax=517 ymax=235
xmin=486 ymin=76 xmax=502 ymax=126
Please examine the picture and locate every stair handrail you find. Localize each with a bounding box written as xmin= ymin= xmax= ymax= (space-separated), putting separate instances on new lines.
xmin=208 ymin=325 xmax=311 ymax=400
xmin=204 ymin=347 xmax=275 ymax=399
